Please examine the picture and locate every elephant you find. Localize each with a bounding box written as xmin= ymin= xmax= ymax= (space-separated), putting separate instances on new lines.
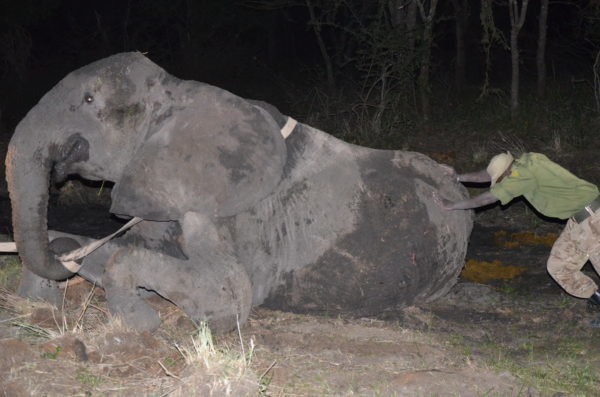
xmin=5 ymin=52 xmax=473 ymax=332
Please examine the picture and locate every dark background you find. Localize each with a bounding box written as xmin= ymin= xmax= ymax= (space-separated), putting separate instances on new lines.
xmin=1 ymin=0 xmax=600 ymax=146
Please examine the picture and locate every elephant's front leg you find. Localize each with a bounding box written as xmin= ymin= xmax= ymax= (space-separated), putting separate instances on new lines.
xmin=103 ymin=247 xmax=252 ymax=332
xmin=102 ymin=213 xmax=252 ymax=332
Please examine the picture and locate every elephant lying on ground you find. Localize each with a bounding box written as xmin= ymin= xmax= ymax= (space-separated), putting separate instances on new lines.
xmin=6 ymin=52 xmax=472 ymax=332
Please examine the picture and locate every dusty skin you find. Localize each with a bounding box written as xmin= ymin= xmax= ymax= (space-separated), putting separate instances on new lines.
xmin=1 ymin=196 xmax=600 ymax=396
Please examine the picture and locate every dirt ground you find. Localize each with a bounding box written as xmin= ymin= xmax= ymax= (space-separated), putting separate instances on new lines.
xmin=2 ymin=139 xmax=600 ymax=396
xmin=1 ymin=195 xmax=600 ymax=397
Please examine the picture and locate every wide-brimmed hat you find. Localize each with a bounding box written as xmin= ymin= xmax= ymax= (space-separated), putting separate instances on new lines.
xmin=487 ymin=152 xmax=514 ymax=186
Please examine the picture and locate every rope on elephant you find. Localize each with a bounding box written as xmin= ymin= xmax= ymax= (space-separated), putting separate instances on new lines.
xmin=0 ymin=217 xmax=142 ymax=272
xmin=58 ymin=216 xmax=143 ymax=272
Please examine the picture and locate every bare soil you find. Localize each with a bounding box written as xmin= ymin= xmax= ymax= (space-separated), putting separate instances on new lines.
xmin=2 ymin=196 xmax=600 ymax=396
xmin=2 ymin=145 xmax=600 ymax=396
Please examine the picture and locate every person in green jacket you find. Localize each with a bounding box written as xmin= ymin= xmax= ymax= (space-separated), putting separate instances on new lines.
xmin=437 ymin=152 xmax=600 ymax=327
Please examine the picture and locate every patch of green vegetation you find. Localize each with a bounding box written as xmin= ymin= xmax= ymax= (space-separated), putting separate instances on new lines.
xmin=557 ymin=295 xmax=576 ymax=309
xmin=447 ymin=332 xmax=472 ymax=358
xmin=258 ymin=373 xmax=273 ymax=396
xmin=485 ymin=339 xmax=600 ymax=396
xmin=495 ymin=282 xmax=518 ymax=296
xmin=76 ymin=368 xmax=103 ymax=388
xmin=41 ymin=346 xmax=62 ymax=359
xmin=0 ymin=255 xmax=21 ymax=290
xmin=161 ymin=356 xmax=177 ymax=368
xmin=368 ymin=383 xmax=397 ymax=396
xmin=553 ymin=337 xmax=589 ymax=361
xmin=10 ymin=321 xmax=56 ymax=340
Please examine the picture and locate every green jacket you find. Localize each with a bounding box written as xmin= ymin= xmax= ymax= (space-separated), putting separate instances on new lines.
xmin=490 ymin=153 xmax=598 ymax=219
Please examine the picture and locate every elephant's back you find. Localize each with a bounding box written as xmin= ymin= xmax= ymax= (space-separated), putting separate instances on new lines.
xmin=236 ymin=124 xmax=473 ymax=315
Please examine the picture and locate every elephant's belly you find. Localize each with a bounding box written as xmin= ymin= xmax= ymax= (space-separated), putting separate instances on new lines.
xmin=236 ymin=145 xmax=472 ymax=316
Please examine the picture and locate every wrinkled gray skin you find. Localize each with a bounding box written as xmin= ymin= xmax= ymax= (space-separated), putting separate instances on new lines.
xmin=6 ymin=53 xmax=473 ymax=332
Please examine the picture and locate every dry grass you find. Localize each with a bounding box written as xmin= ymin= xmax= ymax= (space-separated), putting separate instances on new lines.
xmin=168 ymin=321 xmax=260 ymax=396
xmin=0 ymin=282 xmax=261 ymax=396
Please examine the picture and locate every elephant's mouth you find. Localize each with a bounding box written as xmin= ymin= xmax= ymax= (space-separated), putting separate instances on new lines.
xmin=51 ymin=133 xmax=91 ymax=183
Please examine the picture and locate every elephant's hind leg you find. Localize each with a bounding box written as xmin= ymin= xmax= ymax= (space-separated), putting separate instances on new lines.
xmin=102 ymin=246 xmax=252 ymax=333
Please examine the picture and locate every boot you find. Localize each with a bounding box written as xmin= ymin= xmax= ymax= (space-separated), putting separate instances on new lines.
xmin=587 ymin=290 xmax=600 ymax=328
xmin=588 ymin=290 xmax=600 ymax=311
xmin=589 ymin=290 xmax=600 ymax=306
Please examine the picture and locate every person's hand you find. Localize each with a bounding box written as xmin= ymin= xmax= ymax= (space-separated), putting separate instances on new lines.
xmin=432 ymin=191 xmax=454 ymax=210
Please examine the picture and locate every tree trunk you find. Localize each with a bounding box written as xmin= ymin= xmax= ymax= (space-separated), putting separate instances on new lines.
xmin=508 ymin=0 xmax=529 ymax=118
xmin=418 ymin=31 xmax=433 ymax=122
xmin=406 ymin=0 xmax=418 ymax=56
xmin=451 ymin=0 xmax=468 ymax=92
xmin=510 ymin=29 xmax=520 ymax=115
xmin=537 ymin=0 xmax=549 ymax=96
xmin=416 ymin=0 xmax=439 ymax=122
xmin=305 ymin=0 xmax=335 ymax=93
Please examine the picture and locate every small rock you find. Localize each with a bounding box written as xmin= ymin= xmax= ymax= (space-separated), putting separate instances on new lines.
xmin=73 ymin=338 xmax=88 ymax=361
xmin=40 ymin=335 xmax=87 ymax=361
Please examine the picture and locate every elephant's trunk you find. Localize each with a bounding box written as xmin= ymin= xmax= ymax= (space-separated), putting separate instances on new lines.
xmin=5 ymin=129 xmax=74 ymax=281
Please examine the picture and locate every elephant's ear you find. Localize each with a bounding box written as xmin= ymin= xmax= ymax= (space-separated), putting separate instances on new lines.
xmin=110 ymin=92 xmax=287 ymax=221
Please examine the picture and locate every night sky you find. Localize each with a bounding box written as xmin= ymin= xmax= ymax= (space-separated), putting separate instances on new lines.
xmin=0 ymin=0 xmax=598 ymax=128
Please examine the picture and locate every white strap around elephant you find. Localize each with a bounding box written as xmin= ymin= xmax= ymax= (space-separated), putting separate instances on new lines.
xmin=280 ymin=117 xmax=297 ymax=139
xmin=0 ymin=117 xmax=297 ymax=271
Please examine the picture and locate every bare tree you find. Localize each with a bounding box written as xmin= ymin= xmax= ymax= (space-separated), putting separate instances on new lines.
xmin=416 ymin=0 xmax=439 ymax=122
xmin=245 ymin=0 xmax=345 ymax=93
xmin=305 ymin=0 xmax=339 ymax=93
xmin=389 ymin=0 xmax=418 ymax=55
xmin=508 ymin=0 xmax=529 ymax=117
xmin=388 ymin=0 xmax=418 ymax=112
xmin=536 ymin=0 xmax=549 ymax=96
xmin=450 ymin=0 xmax=469 ymax=92
xmin=479 ymin=0 xmax=507 ymax=100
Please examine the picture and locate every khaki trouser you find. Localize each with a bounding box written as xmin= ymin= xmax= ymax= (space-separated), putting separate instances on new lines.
xmin=547 ymin=215 xmax=600 ymax=298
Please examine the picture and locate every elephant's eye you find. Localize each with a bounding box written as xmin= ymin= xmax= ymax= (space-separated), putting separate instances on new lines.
xmin=84 ymin=94 xmax=94 ymax=104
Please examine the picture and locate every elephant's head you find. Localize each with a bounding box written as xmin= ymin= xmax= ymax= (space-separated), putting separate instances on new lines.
xmin=6 ymin=52 xmax=286 ymax=281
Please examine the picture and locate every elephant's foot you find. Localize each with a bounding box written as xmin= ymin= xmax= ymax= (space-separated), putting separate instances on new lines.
xmin=102 ymin=246 xmax=252 ymax=333
xmin=105 ymin=287 xmax=161 ymax=332
xmin=17 ymin=268 xmax=64 ymax=307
